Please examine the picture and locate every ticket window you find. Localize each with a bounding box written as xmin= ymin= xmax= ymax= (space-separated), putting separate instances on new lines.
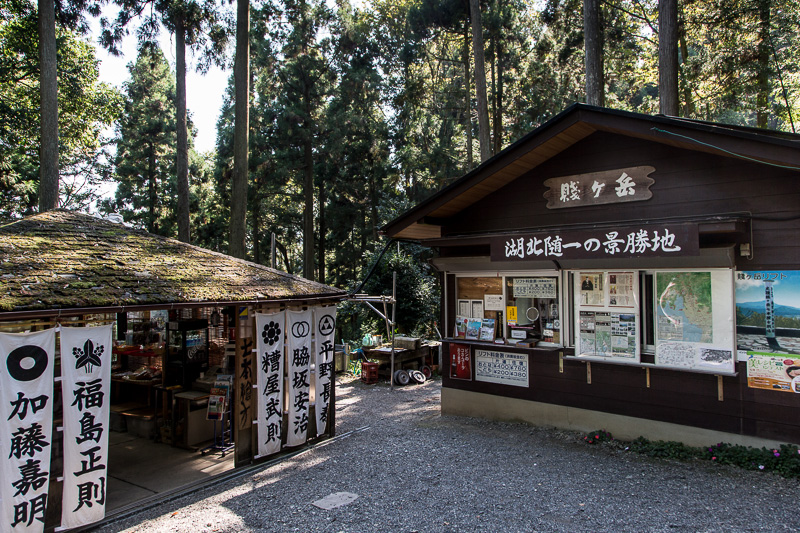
xmin=505 ymin=276 xmax=560 ymax=344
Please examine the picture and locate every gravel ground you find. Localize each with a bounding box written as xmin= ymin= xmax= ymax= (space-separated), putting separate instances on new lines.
xmin=98 ymin=375 xmax=800 ymax=532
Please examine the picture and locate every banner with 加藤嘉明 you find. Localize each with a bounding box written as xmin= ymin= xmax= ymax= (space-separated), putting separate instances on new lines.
xmin=314 ymin=306 xmax=337 ymax=437
xmin=286 ymin=308 xmax=312 ymax=447
xmin=255 ymin=311 xmax=285 ymax=457
xmin=59 ymin=324 xmax=113 ymax=529
xmin=0 ymin=329 xmax=56 ymax=533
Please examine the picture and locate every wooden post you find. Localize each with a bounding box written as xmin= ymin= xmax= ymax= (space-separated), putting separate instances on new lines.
xmin=234 ymin=306 xmax=254 ymax=466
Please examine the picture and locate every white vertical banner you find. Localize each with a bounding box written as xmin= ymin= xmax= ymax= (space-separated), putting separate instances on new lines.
xmin=286 ymin=308 xmax=312 ymax=447
xmin=0 ymin=329 xmax=56 ymax=533
xmin=314 ymin=306 xmax=337 ymax=437
xmin=59 ymin=325 xmax=113 ymax=529
xmin=255 ymin=311 xmax=285 ymax=457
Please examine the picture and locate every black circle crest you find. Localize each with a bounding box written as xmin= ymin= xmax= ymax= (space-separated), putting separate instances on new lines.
xmin=7 ymin=345 xmax=48 ymax=382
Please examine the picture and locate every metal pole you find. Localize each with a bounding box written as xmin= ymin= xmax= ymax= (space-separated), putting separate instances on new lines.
xmin=390 ymin=271 xmax=397 ymax=390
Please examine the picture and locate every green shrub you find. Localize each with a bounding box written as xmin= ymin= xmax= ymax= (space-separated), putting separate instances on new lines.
xmin=581 ymin=430 xmax=800 ymax=479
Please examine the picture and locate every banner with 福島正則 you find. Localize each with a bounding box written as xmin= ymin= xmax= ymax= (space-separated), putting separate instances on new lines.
xmin=286 ymin=308 xmax=312 ymax=447
xmin=255 ymin=311 xmax=285 ymax=457
xmin=0 ymin=328 xmax=56 ymax=533
xmin=59 ymin=324 xmax=113 ymax=529
xmin=314 ymin=306 xmax=337 ymax=437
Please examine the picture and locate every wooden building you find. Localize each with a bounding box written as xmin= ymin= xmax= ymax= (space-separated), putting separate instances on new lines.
xmin=382 ymin=104 xmax=800 ymax=447
xmin=0 ymin=210 xmax=347 ymax=530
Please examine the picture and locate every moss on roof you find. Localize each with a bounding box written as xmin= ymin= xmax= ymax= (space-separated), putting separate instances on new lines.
xmin=0 ymin=210 xmax=346 ymax=313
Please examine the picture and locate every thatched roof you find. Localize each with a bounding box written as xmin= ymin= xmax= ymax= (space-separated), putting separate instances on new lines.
xmin=0 ymin=210 xmax=346 ymax=315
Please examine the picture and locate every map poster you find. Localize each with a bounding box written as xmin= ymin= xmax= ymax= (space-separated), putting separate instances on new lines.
xmin=746 ymin=352 xmax=800 ymax=393
xmin=656 ymin=272 xmax=713 ymax=344
xmin=580 ymin=273 xmax=604 ymax=305
xmin=578 ymin=311 xmax=595 ymax=355
xmin=735 ymin=271 xmax=800 ymax=355
xmin=594 ymin=313 xmax=612 ymax=356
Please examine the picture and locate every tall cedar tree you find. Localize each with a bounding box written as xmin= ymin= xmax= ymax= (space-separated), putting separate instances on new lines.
xmin=1 ymin=1 xmax=121 ymax=218
xmin=36 ymin=0 xmax=102 ymax=212
xmin=101 ymin=0 xmax=226 ymax=243
xmin=322 ymin=3 xmax=391 ymax=287
xmin=273 ymin=0 xmax=334 ymax=281
xmin=111 ymin=47 xmax=179 ymax=234
xmin=230 ymin=0 xmax=249 ymax=259
xmin=658 ymin=0 xmax=678 ymax=115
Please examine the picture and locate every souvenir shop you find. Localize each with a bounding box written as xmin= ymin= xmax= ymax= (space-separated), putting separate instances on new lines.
xmin=382 ymin=104 xmax=800 ymax=447
xmin=0 ymin=210 xmax=346 ymax=531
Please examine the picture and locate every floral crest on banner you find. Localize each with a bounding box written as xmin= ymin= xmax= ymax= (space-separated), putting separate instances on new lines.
xmin=255 ymin=311 xmax=285 ymax=457
xmin=59 ymin=325 xmax=113 ymax=530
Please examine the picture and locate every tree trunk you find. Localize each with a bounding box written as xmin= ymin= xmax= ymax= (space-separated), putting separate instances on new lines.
xmin=303 ymin=126 xmax=315 ymax=281
xmin=369 ymin=173 xmax=378 ymax=241
xmin=175 ymin=13 xmax=190 ymax=242
xmin=469 ymin=0 xmax=491 ymax=162
xmin=490 ymin=31 xmax=496 ymax=156
xmin=583 ymin=0 xmax=604 ymax=107
xmin=658 ymin=0 xmax=679 ymax=116
xmin=252 ymin=197 xmax=260 ymax=264
xmin=463 ymin=20 xmax=473 ymax=170
xmin=318 ymin=178 xmax=326 ymax=284
xmin=148 ymin=144 xmax=156 ymax=233
xmin=38 ymin=0 xmax=59 ymax=212
xmin=756 ymin=0 xmax=771 ymax=128
xmin=494 ymin=39 xmax=503 ymax=155
xmin=678 ymin=12 xmax=694 ymax=117
xmin=229 ymin=0 xmax=250 ymax=259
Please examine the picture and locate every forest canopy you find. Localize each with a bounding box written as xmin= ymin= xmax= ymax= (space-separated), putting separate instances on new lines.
xmin=3 ymin=0 xmax=799 ymax=340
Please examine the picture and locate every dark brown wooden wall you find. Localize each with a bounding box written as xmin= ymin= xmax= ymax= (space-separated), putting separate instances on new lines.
xmin=445 ymin=132 xmax=800 ymax=270
xmin=443 ymin=343 xmax=800 ymax=443
xmin=436 ymin=130 xmax=800 ymax=444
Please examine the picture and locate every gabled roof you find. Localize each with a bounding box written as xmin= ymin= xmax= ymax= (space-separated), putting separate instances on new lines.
xmin=382 ymin=103 xmax=800 ymax=240
xmin=0 ymin=210 xmax=346 ymax=316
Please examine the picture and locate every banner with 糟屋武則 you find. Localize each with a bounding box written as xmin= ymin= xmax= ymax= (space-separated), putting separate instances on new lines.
xmin=255 ymin=311 xmax=285 ymax=457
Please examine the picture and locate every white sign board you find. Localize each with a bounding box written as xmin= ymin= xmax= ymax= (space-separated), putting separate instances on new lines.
xmin=513 ymin=278 xmax=557 ymax=299
xmin=484 ymin=295 xmax=504 ymax=311
xmin=475 ymin=350 xmax=529 ymax=387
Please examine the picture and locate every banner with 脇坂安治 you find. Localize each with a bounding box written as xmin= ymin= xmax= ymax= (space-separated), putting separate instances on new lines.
xmin=286 ymin=308 xmax=312 ymax=447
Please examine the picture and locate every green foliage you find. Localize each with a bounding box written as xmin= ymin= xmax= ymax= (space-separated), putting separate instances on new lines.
xmin=701 ymin=442 xmax=800 ymax=478
xmin=629 ymin=437 xmax=701 ymax=461
xmin=103 ymin=47 xmax=178 ymax=235
xmin=583 ymin=430 xmax=800 ymax=479
xmin=342 ymin=242 xmax=440 ymax=341
xmin=0 ymin=1 xmax=122 ymax=218
xmin=582 ymin=429 xmax=615 ymax=444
